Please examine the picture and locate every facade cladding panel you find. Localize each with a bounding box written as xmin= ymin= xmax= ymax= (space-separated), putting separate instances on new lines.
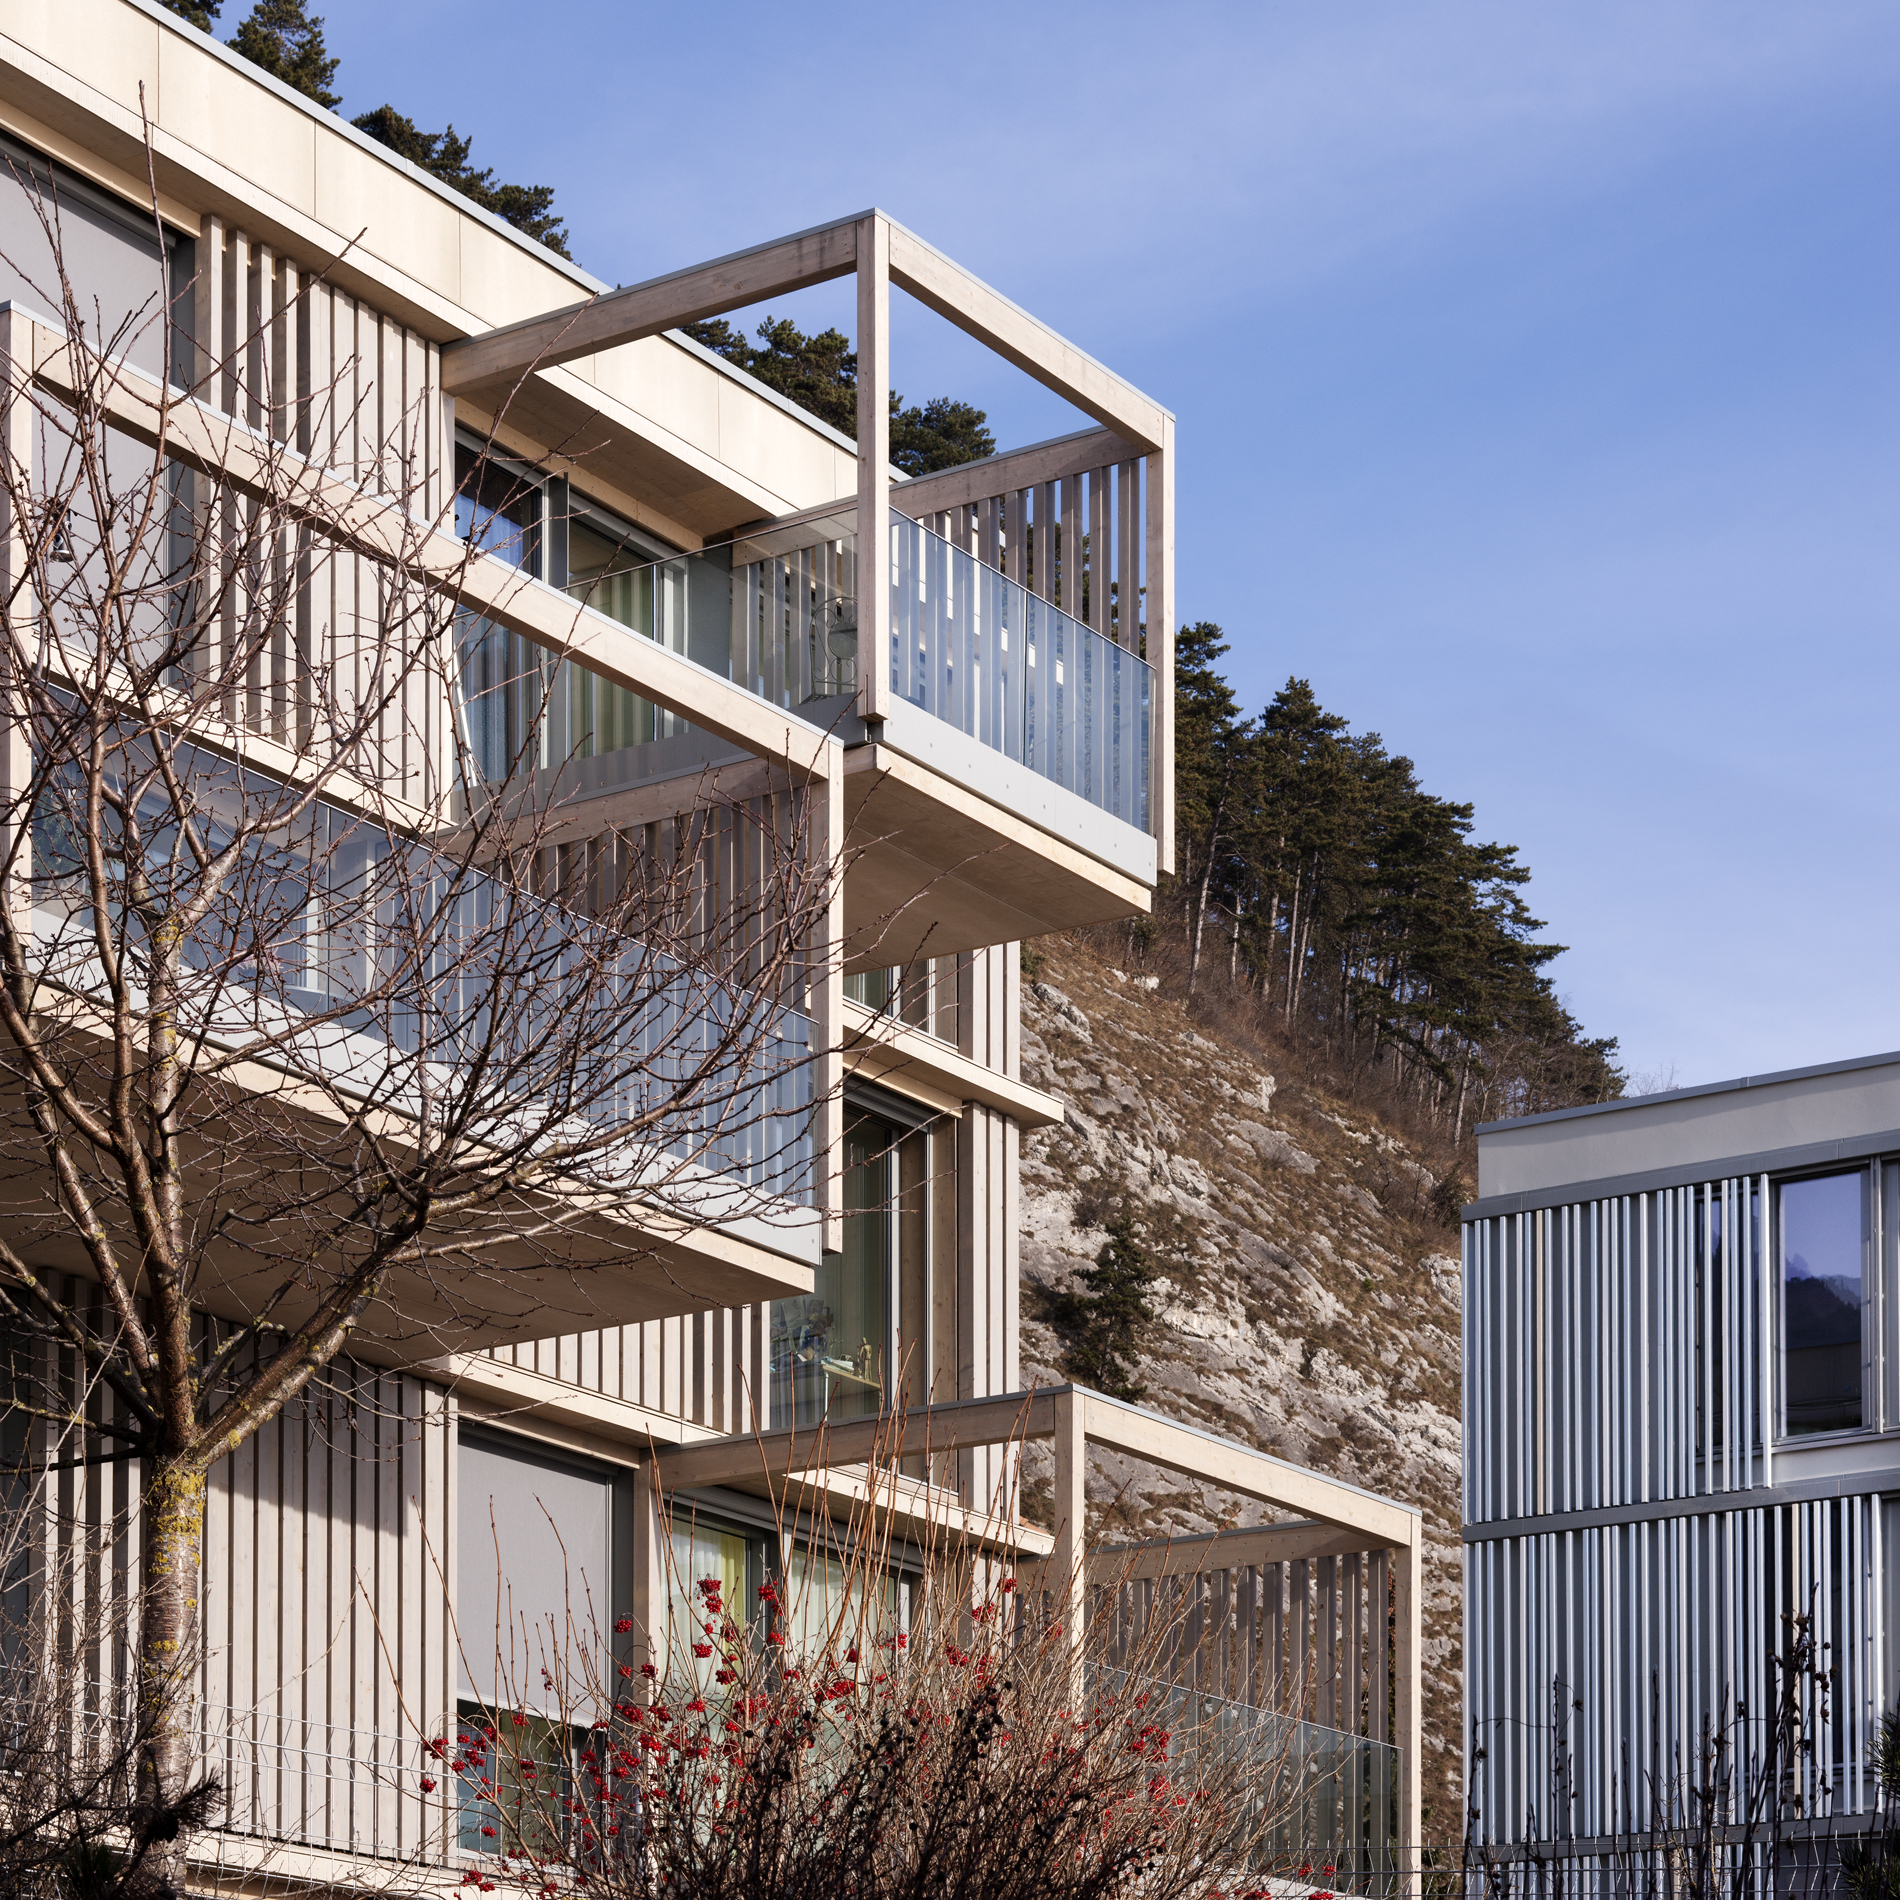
xmin=1463 ymin=1062 xmax=1900 ymax=1853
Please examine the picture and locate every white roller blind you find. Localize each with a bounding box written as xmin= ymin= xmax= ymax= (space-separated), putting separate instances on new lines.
xmin=458 ymin=1435 xmax=611 ymax=1713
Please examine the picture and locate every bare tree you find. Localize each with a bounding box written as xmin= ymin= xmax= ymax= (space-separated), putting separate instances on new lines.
xmin=427 ymin=1414 xmax=1331 ymax=1900
xmin=0 ymin=1343 xmax=222 ymax=1900
xmin=0 ymin=153 xmax=832 ymax=1868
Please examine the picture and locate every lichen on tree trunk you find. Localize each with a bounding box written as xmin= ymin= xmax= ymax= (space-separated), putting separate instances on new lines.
xmin=137 ymin=1456 xmax=206 ymax=1830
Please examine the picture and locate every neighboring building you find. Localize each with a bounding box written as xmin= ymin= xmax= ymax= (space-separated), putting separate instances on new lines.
xmin=0 ymin=0 xmax=1426 ymax=1887
xmin=1464 ymin=1055 xmax=1900 ymax=1858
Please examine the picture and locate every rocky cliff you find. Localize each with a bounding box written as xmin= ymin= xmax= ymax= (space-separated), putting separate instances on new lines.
xmin=1016 ymin=937 xmax=1464 ymax=1840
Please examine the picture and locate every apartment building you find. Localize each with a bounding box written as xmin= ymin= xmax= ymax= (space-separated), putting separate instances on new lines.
xmin=0 ymin=0 xmax=1427 ymax=1887
xmin=1464 ymin=1054 xmax=1900 ymax=1862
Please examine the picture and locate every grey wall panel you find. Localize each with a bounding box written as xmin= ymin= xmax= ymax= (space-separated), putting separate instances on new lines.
xmin=197 ymin=1361 xmax=454 ymax=1859
xmin=1478 ymin=1055 xmax=1900 ymax=1202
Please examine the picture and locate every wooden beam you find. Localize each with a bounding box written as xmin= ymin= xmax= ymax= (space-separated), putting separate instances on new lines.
xmin=440 ymin=215 xmax=863 ymax=394
xmin=888 ymin=427 xmax=1143 ymax=519
xmin=654 ymin=1384 xmax=1416 ymax=1548
xmin=1394 ymin=1537 xmax=1423 ymax=1892
xmin=1146 ymin=416 xmax=1175 ymax=873
xmin=1077 ymin=1390 xmax=1420 ymax=1546
xmin=886 ymin=223 xmax=1169 ymax=453
xmin=1027 ymin=1520 xmax=1390 ymax=1586
xmin=842 ymin=998 xmax=1066 ymax=1129
xmin=1051 ymin=1387 xmax=1087 ymax=1699
xmin=856 ymin=214 xmax=891 ymax=723
xmin=654 ymin=1389 xmax=1060 ymax=1489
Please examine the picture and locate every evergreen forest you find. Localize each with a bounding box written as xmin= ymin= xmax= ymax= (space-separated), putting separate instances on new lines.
xmin=1166 ymin=621 xmax=1623 ymax=1144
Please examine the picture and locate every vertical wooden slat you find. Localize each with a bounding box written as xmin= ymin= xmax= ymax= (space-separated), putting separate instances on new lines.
xmin=1033 ymin=481 xmax=1055 ymax=602
xmin=1345 ymin=1551 xmax=1364 ymax=1735
xmin=1116 ymin=458 xmax=1139 ymax=648
xmin=1059 ymin=474 xmax=1081 ymax=618
xmin=191 ymin=209 xmax=225 ymax=403
xmin=1085 ymin=468 xmax=1111 ymax=635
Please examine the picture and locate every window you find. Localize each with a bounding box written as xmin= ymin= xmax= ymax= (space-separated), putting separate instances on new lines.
xmin=457 ymin=1432 xmax=618 ymax=1712
xmin=770 ymin=1111 xmax=897 ymax=1429
xmin=667 ymin=1511 xmax=767 ymax=1694
xmin=455 ymin=445 xmax=542 ymax=573
xmin=452 ymin=442 xmax=711 ymax=787
xmin=1780 ymin=1170 xmax=1865 ymax=1437
xmin=780 ymin=1541 xmax=908 ymax=1663
xmin=0 ymin=130 xmax=181 ymax=384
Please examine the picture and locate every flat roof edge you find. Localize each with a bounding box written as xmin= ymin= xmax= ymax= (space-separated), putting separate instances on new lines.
xmin=1476 ymin=1047 xmax=1900 ymax=1138
xmin=113 ymin=0 xmax=606 ymax=293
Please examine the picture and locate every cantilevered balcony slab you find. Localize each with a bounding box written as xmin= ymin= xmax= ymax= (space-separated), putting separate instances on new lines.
xmin=0 ymin=1065 xmax=818 ymax=1364
xmin=841 ymin=997 xmax=1064 ymax=1126
xmin=844 ymin=734 xmax=1153 ymax=971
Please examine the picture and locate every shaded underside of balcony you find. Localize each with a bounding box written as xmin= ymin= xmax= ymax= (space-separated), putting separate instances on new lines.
xmin=843 ymin=732 xmax=1153 ymax=971
xmin=0 ymin=1050 xmax=817 ymax=1364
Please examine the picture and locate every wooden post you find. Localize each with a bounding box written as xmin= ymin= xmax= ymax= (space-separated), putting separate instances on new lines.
xmin=1051 ymin=1388 xmax=1086 ymax=1705
xmin=1393 ymin=1533 xmax=1423 ymax=1898
xmin=629 ymin=1463 xmax=670 ymax=1692
xmin=856 ymin=213 xmax=890 ymax=725
xmin=814 ymin=759 xmax=846 ymax=1253
xmin=1144 ymin=417 xmax=1174 ymax=871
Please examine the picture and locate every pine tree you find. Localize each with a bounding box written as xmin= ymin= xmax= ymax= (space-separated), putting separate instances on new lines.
xmin=1165 ymin=654 xmax=1623 ymax=1131
xmin=1050 ymin=1207 xmax=1159 ymax=1403
xmin=1171 ymin=622 xmax=1253 ymax=995
xmin=154 ymin=0 xmax=222 ymax=27
xmin=228 ymin=0 xmax=341 ymax=109
xmin=683 ymin=316 xmax=995 ymax=475
xmin=352 ymin=107 xmax=571 ymax=259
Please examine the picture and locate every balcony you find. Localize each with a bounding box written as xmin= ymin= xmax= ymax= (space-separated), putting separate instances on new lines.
xmin=14 ymin=748 xmax=818 ymax=1359
xmin=655 ymin=1383 xmax=1423 ymax=1890
xmin=461 ymin=497 xmax=1158 ymax=967
xmin=440 ymin=209 xmax=1175 ymax=957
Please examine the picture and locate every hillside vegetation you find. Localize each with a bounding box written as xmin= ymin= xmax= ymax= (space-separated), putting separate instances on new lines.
xmin=1017 ymin=934 xmax=1467 ymax=1839
xmin=1018 ymin=640 xmax=1622 ymax=1846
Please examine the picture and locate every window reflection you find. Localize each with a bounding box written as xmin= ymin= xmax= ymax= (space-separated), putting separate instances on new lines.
xmin=1781 ymin=1170 xmax=1863 ymax=1436
xmin=667 ymin=1515 xmax=763 ymax=1696
xmin=770 ymin=1113 xmax=894 ymax=1429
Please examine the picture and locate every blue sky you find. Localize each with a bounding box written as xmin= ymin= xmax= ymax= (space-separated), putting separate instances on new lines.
xmin=306 ymin=0 xmax=1900 ymax=1090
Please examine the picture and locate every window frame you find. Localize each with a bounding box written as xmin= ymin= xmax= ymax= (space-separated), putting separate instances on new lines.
xmin=1773 ymin=1164 xmax=1873 ymax=1444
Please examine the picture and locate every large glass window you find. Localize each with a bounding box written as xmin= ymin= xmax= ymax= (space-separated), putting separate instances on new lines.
xmin=780 ymin=1542 xmax=905 ymax=1663
xmin=770 ymin=1112 xmax=896 ymax=1429
xmin=666 ymin=1512 xmax=767 ymax=1695
xmin=562 ymin=509 xmax=688 ymax=759
xmin=1780 ymin=1170 xmax=1865 ymax=1437
xmin=455 ymin=446 xmax=546 ymax=783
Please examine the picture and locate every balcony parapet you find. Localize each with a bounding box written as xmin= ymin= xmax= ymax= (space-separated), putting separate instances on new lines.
xmin=439 ymin=208 xmax=1176 ymax=874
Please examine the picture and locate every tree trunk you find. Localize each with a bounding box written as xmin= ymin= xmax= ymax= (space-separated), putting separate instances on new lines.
xmin=138 ymin=1451 xmax=207 ymax=1858
xmin=1282 ymin=868 xmax=1301 ymax=1025
xmin=1187 ymin=787 xmax=1227 ymax=999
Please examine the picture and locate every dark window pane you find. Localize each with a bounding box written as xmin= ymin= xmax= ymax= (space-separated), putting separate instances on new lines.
xmin=770 ymin=1114 xmax=893 ymax=1428
xmin=1782 ymin=1171 xmax=1863 ymax=1436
